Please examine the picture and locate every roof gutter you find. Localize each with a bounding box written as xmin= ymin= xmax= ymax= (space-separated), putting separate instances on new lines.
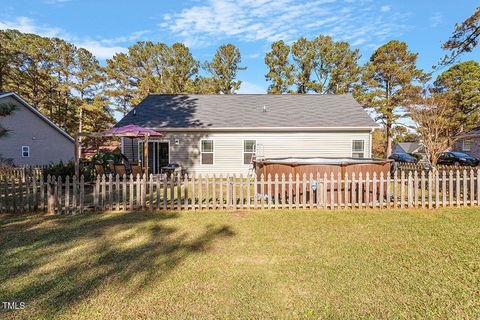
xmin=143 ymin=126 xmax=380 ymax=132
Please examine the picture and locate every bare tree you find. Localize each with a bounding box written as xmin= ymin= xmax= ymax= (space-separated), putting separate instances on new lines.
xmin=408 ymin=96 xmax=460 ymax=169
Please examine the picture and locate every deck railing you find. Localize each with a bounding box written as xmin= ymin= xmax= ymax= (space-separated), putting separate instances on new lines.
xmin=1 ymin=169 xmax=480 ymax=213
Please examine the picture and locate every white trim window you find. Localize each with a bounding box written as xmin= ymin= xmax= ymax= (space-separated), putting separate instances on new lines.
xmin=243 ymin=140 xmax=256 ymax=165
xmin=462 ymin=139 xmax=472 ymax=152
xmin=352 ymin=140 xmax=365 ymax=158
xmin=21 ymin=146 xmax=30 ymax=157
xmin=200 ymin=139 xmax=214 ymax=165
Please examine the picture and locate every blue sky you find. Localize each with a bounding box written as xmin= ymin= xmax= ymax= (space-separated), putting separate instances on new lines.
xmin=0 ymin=0 xmax=479 ymax=94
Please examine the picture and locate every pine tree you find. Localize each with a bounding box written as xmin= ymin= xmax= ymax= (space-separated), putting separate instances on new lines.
xmin=434 ymin=60 xmax=480 ymax=131
xmin=264 ymin=40 xmax=295 ymax=94
xmin=291 ymin=38 xmax=314 ymax=94
xmin=354 ymin=40 xmax=427 ymax=156
xmin=442 ymin=6 xmax=480 ymax=65
xmin=206 ymin=44 xmax=246 ymax=94
xmin=310 ymin=35 xmax=361 ymax=94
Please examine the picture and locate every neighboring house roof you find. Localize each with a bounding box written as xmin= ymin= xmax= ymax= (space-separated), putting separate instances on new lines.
xmin=115 ymin=94 xmax=379 ymax=131
xmin=393 ymin=142 xmax=424 ymax=154
xmin=0 ymin=92 xmax=74 ymax=142
xmin=457 ymin=126 xmax=480 ymax=139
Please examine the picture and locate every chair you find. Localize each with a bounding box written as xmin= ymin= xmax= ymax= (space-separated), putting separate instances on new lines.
xmin=131 ymin=164 xmax=143 ymax=177
xmin=95 ymin=164 xmax=105 ymax=176
xmin=107 ymin=162 xmax=115 ymax=174
xmin=114 ymin=164 xmax=127 ymax=176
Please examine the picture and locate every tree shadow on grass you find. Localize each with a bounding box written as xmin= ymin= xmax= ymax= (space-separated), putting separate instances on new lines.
xmin=0 ymin=212 xmax=235 ymax=318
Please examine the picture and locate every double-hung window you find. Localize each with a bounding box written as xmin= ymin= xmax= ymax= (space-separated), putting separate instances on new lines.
xmin=243 ymin=140 xmax=256 ymax=165
xmin=352 ymin=140 xmax=365 ymax=158
xmin=462 ymin=139 xmax=472 ymax=152
xmin=21 ymin=146 xmax=30 ymax=157
xmin=200 ymin=140 xmax=214 ymax=165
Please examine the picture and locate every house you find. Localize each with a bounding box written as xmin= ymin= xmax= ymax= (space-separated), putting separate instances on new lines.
xmin=115 ymin=94 xmax=379 ymax=175
xmin=0 ymin=92 xmax=74 ymax=165
xmin=392 ymin=142 xmax=427 ymax=160
xmin=452 ymin=127 xmax=480 ymax=158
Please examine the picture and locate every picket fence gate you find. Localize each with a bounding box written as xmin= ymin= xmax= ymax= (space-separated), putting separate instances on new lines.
xmin=1 ymin=169 xmax=480 ymax=214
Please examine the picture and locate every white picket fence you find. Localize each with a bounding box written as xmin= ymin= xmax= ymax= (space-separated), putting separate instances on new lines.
xmin=1 ymin=169 xmax=480 ymax=214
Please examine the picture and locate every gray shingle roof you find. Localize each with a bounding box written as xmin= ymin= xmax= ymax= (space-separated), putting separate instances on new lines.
xmin=459 ymin=126 xmax=480 ymax=138
xmin=115 ymin=94 xmax=378 ymax=129
xmin=393 ymin=142 xmax=424 ymax=154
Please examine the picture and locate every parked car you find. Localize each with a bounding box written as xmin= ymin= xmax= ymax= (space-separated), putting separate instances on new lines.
xmin=389 ymin=153 xmax=418 ymax=163
xmin=437 ymin=152 xmax=480 ymax=166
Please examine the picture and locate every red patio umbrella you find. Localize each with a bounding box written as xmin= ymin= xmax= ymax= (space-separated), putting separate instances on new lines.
xmin=75 ymin=125 xmax=162 ymax=176
xmin=102 ymin=125 xmax=162 ymax=173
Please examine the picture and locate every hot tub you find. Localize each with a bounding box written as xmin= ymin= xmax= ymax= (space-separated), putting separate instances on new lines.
xmin=254 ymin=157 xmax=393 ymax=179
xmin=253 ymin=157 xmax=393 ymax=204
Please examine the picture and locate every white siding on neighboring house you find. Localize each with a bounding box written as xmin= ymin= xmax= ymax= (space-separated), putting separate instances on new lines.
xmin=122 ymin=130 xmax=372 ymax=175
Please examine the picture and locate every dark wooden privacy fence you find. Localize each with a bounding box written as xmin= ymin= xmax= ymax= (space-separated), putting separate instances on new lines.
xmin=1 ymin=170 xmax=480 ymax=213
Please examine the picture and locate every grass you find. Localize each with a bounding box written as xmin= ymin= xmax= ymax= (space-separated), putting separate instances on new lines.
xmin=1 ymin=209 xmax=479 ymax=319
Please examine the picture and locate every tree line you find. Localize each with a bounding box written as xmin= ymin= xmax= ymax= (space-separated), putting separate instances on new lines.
xmin=0 ymin=30 xmax=246 ymax=138
xmin=0 ymin=5 xmax=479 ymax=160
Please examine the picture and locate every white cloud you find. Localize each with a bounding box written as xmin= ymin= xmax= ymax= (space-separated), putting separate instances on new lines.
xmin=380 ymin=5 xmax=391 ymax=12
xmin=162 ymin=0 xmax=410 ymax=48
xmin=430 ymin=12 xmax=442 ymax=27
xmin=75 ymin=41 xmax=127 ymax=59
xmin=237 ymin=81 xmax=266 ymax=94
xmin=0 ymin=16 xmax=62 ymax=37
xmin=0 ymin=16 xmax=150 ymax=59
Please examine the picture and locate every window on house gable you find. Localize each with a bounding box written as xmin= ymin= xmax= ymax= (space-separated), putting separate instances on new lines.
xmin=462 ymin=139 xmax=472 ymax=152
xmin=201 ymin=140 xmax=214 ymax=165
xmin=352 ymin=140 xmax=365 ymax=158
xmin=244 ymin=140 xmax=256 ymax=165
xmin=21 ymin=146 xmax=30 ymax=157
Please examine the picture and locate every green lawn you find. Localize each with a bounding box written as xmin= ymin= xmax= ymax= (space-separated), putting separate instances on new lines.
xmin=1 ymin=209 xmax=479 ymax=319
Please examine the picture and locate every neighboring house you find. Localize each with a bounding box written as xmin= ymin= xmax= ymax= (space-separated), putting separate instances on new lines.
xmin=452 ymin=127 xmax=480 ymax=159
xmin=392 ymin=142 xmax=427 ymax=160
xmin=115 ymin=94 xmax=379 ymax=175
xmin=0 ymin=92 xmax=74 ymax=165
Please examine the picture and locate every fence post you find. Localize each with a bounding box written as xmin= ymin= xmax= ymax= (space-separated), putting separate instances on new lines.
xmin=372 ymin=172 xmax=377 ymax=209
xmin=267 ymin=174 xmax=271 ymax=209
xmin=183 ymin=174 xmax=189 ymax=210
xmin=246 ymin=174 xmax=251 ymax=209
xmin=477 ymin=169 xmax=480 ymax=206
xmin=241 ymin=174 xmax=245 ymax=209
xmin=177 ymin=172 xmax=182 ymax=210
xmin=470 ymin=169 xmax=474 ymax=206
xmin=365 ymin=172 xmax=370 ymax=209
xmin=163 ymin=175 xmax=168 ymax=210
xmin=212 ymin=174 xmax=217 ymax=209
xmin=253 ymin=174 xmax=258 ymax=209
xmin=358 ymin=172 xmax=363 ymax=209
xmin=328 ymin=173 xmax=333 ymax=210
xmin=456 ymin=170 xmax=461 ymax=207
xmin=323 ymin=173 xmax=328 ymax=210
xmin=169 ymin=174 xmax=174 ymax=210
xmin=449 ymin=170 xmax=454 ymax=207
xmin=463 ymin=169 xmax=468 ymax=207
xmin=379 ymin=172 xmax=384 ymax=209
xmin=441 ymin=171 xmax=446 ymax=207
xmin=400 ymin=171 xmax=405 ymax=209
xmin=413 ymin=171 xmax=419 ymax=208
xmin=386 ymin=173 xmax=391 ymax=209
xmin=65 ymin=176 xmax=70 ymax=214
xmin=80 ymin=175 xmax=85 ymax=214
xmin=351 ymin=172 xmax=356 ymax=209
xmin=219 ymin=174 xmax=223 ymax=210
xmin=337 ymin=172 xmax=342 ymax=209
xmin=122 ymin=174 xmax=127 ymax=211
xmin=421 ymin=171 xmax=426 ymax=208
xmin=435 ymin=171 xmax=440 ymax=208
xmin=281 ymin=174 xmax=286 ymax=209
xmin=205 ymin=174 xmax=210 ymax=210
xmin=393 ymin=171 xmax=398 ymax=209
xmin=274 ymin=174 xmax=279 ymax=210
xmin=407 ymin=171 xmax=413 ymax=208
xmin=428 ymin=171 xmax=433 ymax=209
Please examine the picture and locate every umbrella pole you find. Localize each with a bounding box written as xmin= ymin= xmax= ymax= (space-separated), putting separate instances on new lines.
xmin=74 ymin=133 xmax=80 ymax=178
xmin=144 ymin=136 xmax=149 ymax=176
